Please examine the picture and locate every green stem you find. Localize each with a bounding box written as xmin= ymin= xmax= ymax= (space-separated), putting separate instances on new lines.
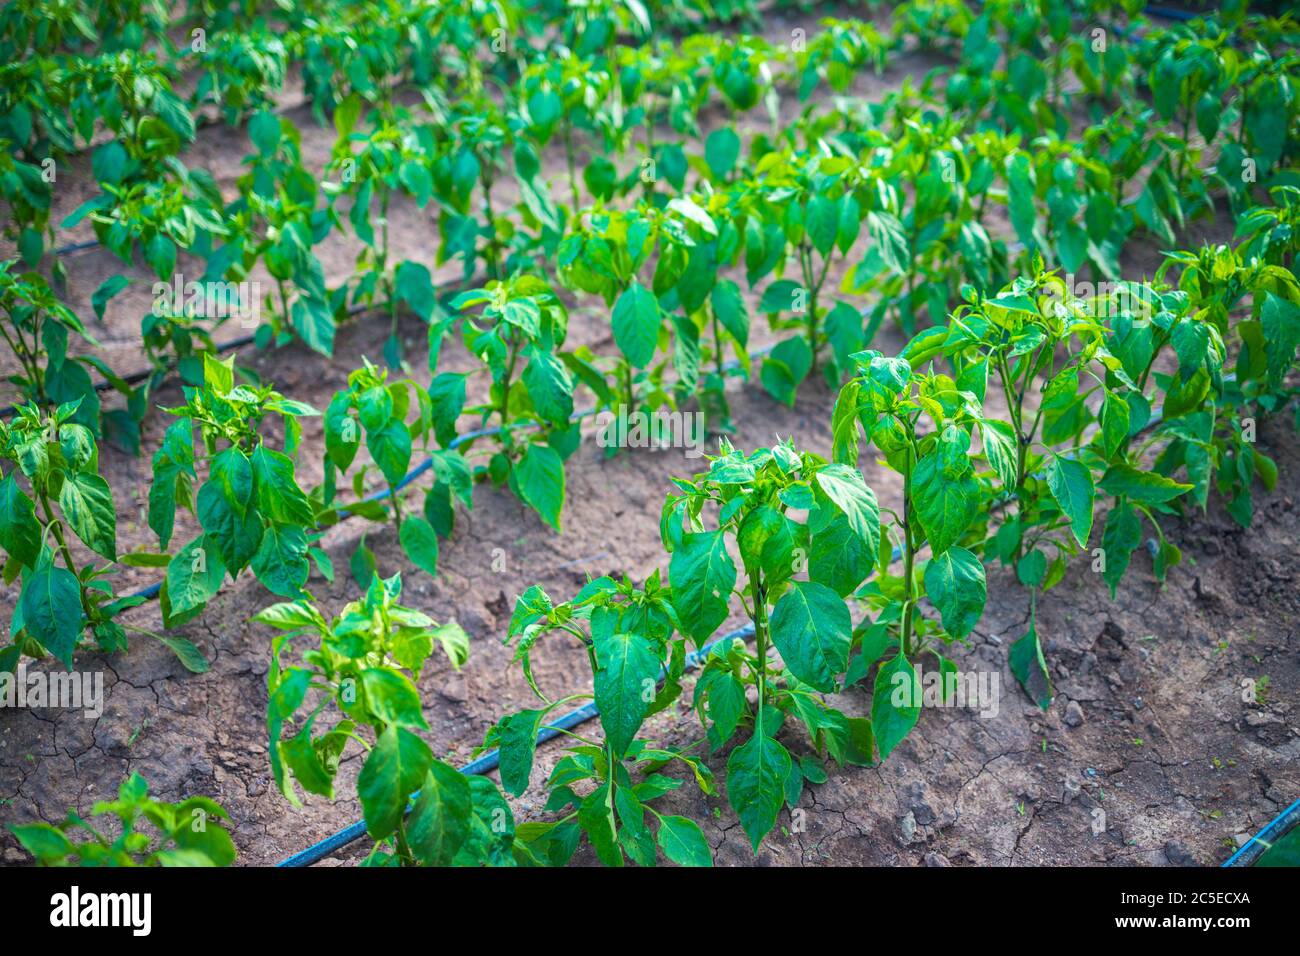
xmin=753 ymin=576 xmax=769 ymax=721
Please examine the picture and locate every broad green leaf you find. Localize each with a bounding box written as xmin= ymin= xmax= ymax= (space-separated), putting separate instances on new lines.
xmin=1100 ymin=501 xmax=1142 ymax=598
xmin=923 ymin=546 xmax=986 ymax=638
xmin=251 ymin=446 xmax=315 ymax=527
xmin=250 ymin=525 xmax=309 ymax=598
xmin=808 ymin=513 xmax=871 ymax=597
xmin=493 ymin=708 xmax=547 ymax=796
xmin=407 ymin=760 xmax=473 ymax=865
xmin=871 ymin=653 xmax=920 ymax=760
xmin=768 ymin=580 xmax=851 ymax=692
xmin=726 ymin=730 xmax=791 ymax=851
xmin=611 ymin=282 xmax=660 ymax=368
xmin=1047 ymin=456 xmax=1095 ymax=547
xmin=165 ymin=535 xmax=226 ymax=619
xmin=399 ymin=516 xmax=439 ymax=577
xmin=669 ymin=530 xmax=736 ymax=645
xmin=58 ymin=472 xmax=116 ymax=560
xmin=515 ymin=444 xmax=565 ymax=531
xmin=656 ymin=815 xmax=712 ymax=867
xmin=522 ymin=348 xmax=574 ymax=426
xmin=1098 ymin=464 xmax=1191 ymax=505
xmin=0 ymin=473 xmax=41 ymax=567
xmin=593 ymin=631 xmax=661 ymax=757
xmin=357 ymin=725 xmax=433 ymax=840
xmin=20 ymin=559 xmax=82 ymax=669
xmin=361 ymin=667 xmax=428 ymax=730
xmin=704 ymin=127 xmax=740 ymax=180
xmin=912 ymin=452 xmax=978 ymax=555
xmin=815 ymin=464 xmax=880 ymax=554
xmin=366 ymin=420 xmax=413 ymax=487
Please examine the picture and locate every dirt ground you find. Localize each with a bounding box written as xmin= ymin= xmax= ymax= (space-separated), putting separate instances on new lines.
xmin=1 ymin=7 xmax=1296 ymax=867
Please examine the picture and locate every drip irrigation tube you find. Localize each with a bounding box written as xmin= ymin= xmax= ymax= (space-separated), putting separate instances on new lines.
xmin=1222 ymin=797 xmax=1300 ymax=867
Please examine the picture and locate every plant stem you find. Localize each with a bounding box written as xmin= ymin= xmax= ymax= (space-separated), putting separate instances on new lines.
xmin=752 ymin=576 xmax=769 ymax=721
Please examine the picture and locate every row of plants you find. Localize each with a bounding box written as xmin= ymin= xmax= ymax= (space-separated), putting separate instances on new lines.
xmin=1 ymin=3 xmax=1297 ymax=678
xmin=3 ymin=3 xmax=1300 ymax=868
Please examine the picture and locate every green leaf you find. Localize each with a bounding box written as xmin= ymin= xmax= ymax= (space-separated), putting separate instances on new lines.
xmin=58 ymin=472 xmax=116 ymax=560
xmin=611 ymin=282 xmax=660 ymax=368
xmin=1009 ymin=622 xmax=1053 ymax=709
xmin=250 ymin=525 xmax=309 ymax=598
xmin=726 ymin=730 xmax=791 ymax=851
xmin=912 ymin=452 xmax=978 ymax=555
xmin=768 ymin=580 xmax=851 ymax=692
xmin=367 ymin=420 xmax=413 ymax=487
xmin=704 ymin=127 xmax=740 ymax=180
xmin=923 ymin=546 xmax=986 ymax=639
xmin=1098 ymin=464 xmax=1191 ymax=505
xmin=656 ymin=815 xmax=712 ymax=866
xmin=357 ymin=725 xmax=433 ymax=840
xmin=1047 ymin=456 xmax=1095 ymax=547
xmin=156 ymin=635 xmax=210 ymax=674
xmin=165 ymin=535 xmax=226 ymax=619
xmin=399 ymin=516 xmax=439 ymax=577
xmin=0 ymin=473 xmax=41 ymax=567
xmin=1100 ymin=501 xmax=1142 ymax=598
xmin=522 ymin=348 xmax=574 ymax=426
xmin=669 ymin=530 xmax=736 ymax=645
xmin=20 ymin=559 xmax=82 ymax=669
xmin=289 ymin=296 xmax=335 ymax=357
xmin=91 ymin=275 xmax=129 ymax=322
xmin=395 ymin=260 xmax=436 ymax=321
xmin=806 ymin=194 xmax=838 ymax=256
xmin=871 ymin=653 xmax=920 ymax=760
xmin=711 ymin=278 xmax=749 ymax=347
xmin=407 ymin=761 xmax=473 ymax=865
xmin=815 ymin=464 xmax=880 ymax=554
xmin=492 ymin=708 xmax=547 ymax=796
xmin=980 ymin=419 xmax=1018 ymax=489
xmin=251 ymin=446 xmax=315 ymax=527
xmin=361 ymin=667 xmax=428 ymax=730
xmin=808 ymin=513 xmax=871 ymax=597
xmin=593 ymin=631 xmax=661 ymax=757
xmin=515 ymin=444 xmax=565 ymax=531
xmin=1099 ymin=392 xmax=1130 ymax=458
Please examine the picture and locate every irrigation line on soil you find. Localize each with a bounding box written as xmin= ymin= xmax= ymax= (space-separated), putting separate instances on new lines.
xmin=277 ymin=386 xmax=1200 ymax=867
xmin=1222 ymin=797 xmax=1300 ymax=867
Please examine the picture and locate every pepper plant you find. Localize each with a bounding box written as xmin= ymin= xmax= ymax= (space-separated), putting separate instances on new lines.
xmin=1 ymin=400 xmax=204 ymax=674
xmin=150 ymin=354 xmax=325 ymax=626
xmin=664 ymin=438 xmax=878 ymax=850
xmin=444 ymin=274 xmax=578 ymax=531
xmin=8 ymin=772 xmax=235 ymax=867
xmin=485 ymin=573 xmax=714 ymax=866
xmin=258 ymin=572 xmax=522 ymax=867
xmin=830 ymin=349 xmax=991 ymax=747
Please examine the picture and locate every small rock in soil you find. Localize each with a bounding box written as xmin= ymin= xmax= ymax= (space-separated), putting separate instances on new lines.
xmin=924 ymin=852 xmax=951 ymax=867
xmin=1064 ymin=700 xmax=1085 ymax=728
xmin=900 ymin=810 xmax=917 ymax=844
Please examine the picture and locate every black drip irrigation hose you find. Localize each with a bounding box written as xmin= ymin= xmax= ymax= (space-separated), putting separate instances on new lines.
xmin=1223 ymin=797 xmax=1300 ymax=867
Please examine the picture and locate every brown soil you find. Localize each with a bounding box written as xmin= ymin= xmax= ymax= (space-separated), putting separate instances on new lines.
xmin=1 ymin=8 xmax=1296 ymax=868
